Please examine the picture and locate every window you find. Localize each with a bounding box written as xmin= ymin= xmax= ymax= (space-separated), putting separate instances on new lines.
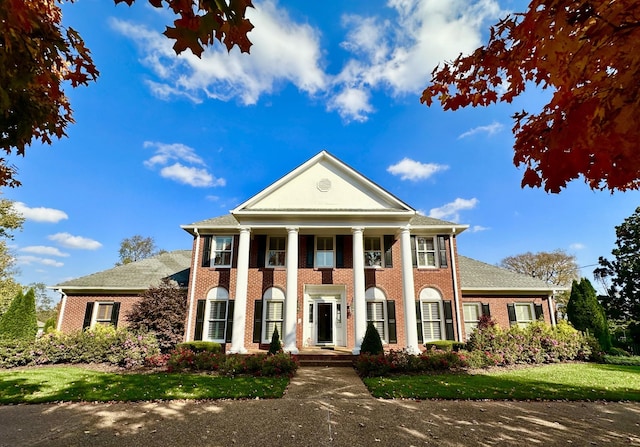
xmin=421 ymin=301 xmax=442 ymax=341
xmin=514 ymin=303 xmax=534 ymax=327
xmin=212 ymin=236 xmax=233 ymax=267
xmin=315 ymin=236 xmax=334 ymax=268
xmin=364 ymin=237 xmax=382 ymax=268
xmin=263 ymin=287 xmax=285 ymax=343
xmin=463 ymin=303 xmax=481 ymax=338
xmin=366 ymin=301 xmax=386 ymax=340
xmin=416 ymin=236 xmax=437 ymax=267
xmin=207 ymin=300 xmax=227 ymax=341
xmin=266 ymin=236 xmax=286 ymax=267
xmin=95 ymin=303 xmax=114 ymax=326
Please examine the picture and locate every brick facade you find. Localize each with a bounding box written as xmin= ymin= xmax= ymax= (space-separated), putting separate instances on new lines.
xmin=58 ymin=294 xmax=141 ymax=332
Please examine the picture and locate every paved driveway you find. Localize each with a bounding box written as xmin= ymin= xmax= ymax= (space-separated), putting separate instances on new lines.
xmin=1 ymin=367 xmax=639 ymax=446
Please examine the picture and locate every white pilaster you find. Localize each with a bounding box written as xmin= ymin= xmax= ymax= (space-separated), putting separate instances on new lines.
xmin=400 ymin=226 xmax=421 ymax=354
xmin=284 ymin=227 xmax=299 ymax=354
xmin=230 ymin=227 xmax=250 ymax=354
xmin=352 ymin=227 xmax=366 ymax=354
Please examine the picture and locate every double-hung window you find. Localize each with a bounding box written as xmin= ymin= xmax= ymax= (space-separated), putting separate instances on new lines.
xmin=207 ymin=300 xmax=227 ymax=342
xmin=421 ymin=301 xmax=442 ymax=341
xmin=364 ymin=237 xmax=382 ymax=268
xmin=416 ymin=236 xmax=437 ymax=268
xmin=95 ymin=303 xmax=114 ymax=326
xmin=514 ymin=303 xmax=534 ymax=327
xmin=264 ymin=299 xmax=284 ymax=342
xmin=366 ymin=301 xmax=386 ymax=341
xmin=463 ymin=303 xmax=481 ymax=338
xmin=315 ymin=236 xmax=334 ymax=268
xmin=266 ymin=236 xmax=286 ymax=268
xmin=212 ymin=236 xmax=233 ymax=267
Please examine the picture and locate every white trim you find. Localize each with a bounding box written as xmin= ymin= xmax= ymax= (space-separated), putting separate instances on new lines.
xmin=449 ymin=233 xmax=463 ymax=342
xmin=55 ymin=289 xmax=67 ymax=332
xmin=185 ymin=228 xmax=200 ymax=342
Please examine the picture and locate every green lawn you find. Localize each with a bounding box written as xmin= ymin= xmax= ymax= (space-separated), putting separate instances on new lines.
xmin=364 ymin=363 xmax=640 ymax=401
xmin=0 ymin=366 xmax=289 ymax=404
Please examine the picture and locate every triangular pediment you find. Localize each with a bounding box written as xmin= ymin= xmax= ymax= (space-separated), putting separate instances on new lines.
xmin=232 ymin=151 xmax=415 ymax=217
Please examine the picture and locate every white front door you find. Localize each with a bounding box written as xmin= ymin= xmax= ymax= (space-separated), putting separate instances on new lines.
xmin=303 ymin=291 xmax=346 ymax=347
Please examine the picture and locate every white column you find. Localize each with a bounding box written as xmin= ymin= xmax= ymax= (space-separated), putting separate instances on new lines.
xmin=230 ymin=226 xmax=250 ymax=354
xmin=283 ymin=227 xmax=299 ymax=354
xmin=352 ymin=227 xmax=366 ymax=354
xmin=400 ymin=226 xmax=421 ymax=354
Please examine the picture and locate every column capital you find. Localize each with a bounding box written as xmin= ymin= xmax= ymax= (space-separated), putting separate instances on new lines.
xmin=351 ymin=226 xmax=365 ymax=234
xmin=238 ymin=226 xmax=251 ymax=234
xmin=400 ymin=225 xmax=411 ymax=234
xmin=285 ymin=226 xmax=299 ymax=233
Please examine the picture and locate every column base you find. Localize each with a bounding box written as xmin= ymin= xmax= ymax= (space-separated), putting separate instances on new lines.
xmin=351 ymin=347 xmax=361 ymax=355
xmin=227 ymin=347 xmax=248 ymax=354
xmin=404 ymin=345 xmax=422 ymax=355
xmin=283 ymin=345 xmax=299 ymax=355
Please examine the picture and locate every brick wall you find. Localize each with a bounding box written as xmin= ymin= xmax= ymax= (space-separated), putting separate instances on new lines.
xmin=58 ymin=294 xmax=142 ymax=332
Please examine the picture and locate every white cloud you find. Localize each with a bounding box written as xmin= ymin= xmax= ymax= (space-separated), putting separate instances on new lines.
xmin=144 ymin=141 xmax=225 ymax=188
xmin=19 ymin=246 xmax=69 ymax=257
xmin=17 ymin=255 xmax=64 ymax=268
xmin=12 ymin=202 xmax=68 ymax=223
xmin=387 ymin=158 xmax=448 ymax=181
xmin=569 ymin=243 xmax=585 ymax=250
xmin=111 ymin=0 xmax=502 ymax=122
xmin=458 ymin=121 xmax=504 ymax=139
xmin=469 ymin=225 xmax=489 ymax=233
xmin=110 ymin=0 xmax=326 ymax=105
xmin=48 ymin=233 xmax=102 ymax=250
xmin=429 ymin=198 xmax=478 ymax=222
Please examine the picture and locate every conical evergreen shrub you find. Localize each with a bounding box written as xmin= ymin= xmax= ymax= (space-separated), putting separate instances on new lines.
xmin=0 ymin=288 xmax=37 ymax=341
xmin=360 ymin=322 xmax=383 ymax=355
xmin=268 ymin=326 xmax=282 ymax=355
xmin=567 ymin=278 xmax=611 ymax=351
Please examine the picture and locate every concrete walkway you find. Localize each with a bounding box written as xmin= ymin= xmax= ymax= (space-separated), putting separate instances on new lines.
xmin=1 ymin=367 xmax=639 ymax=446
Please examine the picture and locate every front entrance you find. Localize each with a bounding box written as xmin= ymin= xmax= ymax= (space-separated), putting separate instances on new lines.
xmin=317 ymin=303 xmax=333 ymax=344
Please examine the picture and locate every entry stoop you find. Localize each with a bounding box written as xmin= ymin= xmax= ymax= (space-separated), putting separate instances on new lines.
xmin=296 ymin=348 xmax=357 ymax=368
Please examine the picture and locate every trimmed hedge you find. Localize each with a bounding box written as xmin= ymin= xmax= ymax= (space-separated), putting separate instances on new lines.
xmin=424 ymin=340 xmax=465 ymax=352
xmin=176 ymin=341 xmax=222 ymax=353
xmin=356 ymin=349 xmax=466 ymax=377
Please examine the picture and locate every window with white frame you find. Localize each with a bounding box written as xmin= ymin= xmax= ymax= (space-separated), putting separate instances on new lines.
xmin=204 ymin=287 xmax=229 ymax=342
xmin=514 ymin=303 xmax=534 ymax=327
xmin=416 ymin=236 xmax=437 ymax=268
xmin=419 ymin=288 xmax=443 ymax=341
xmin=263 ymin=287 xmax=285 ymax=343
xmin=365 ymin=287 xmax=387 ymax=342
xmin=95 ymin=303 xmax=114 ymax=326
xmin=212 ymin=235 xmax=233 ymax=267
xmin=364 ymin=236 xmax=383 ymax=268
xmin=315 ymin=236 xmax=334 ymax=268
xmin=266 ymin=236 xmax=286 ymax=267
xmin=463 ymin=303 xmax=481 ymax=338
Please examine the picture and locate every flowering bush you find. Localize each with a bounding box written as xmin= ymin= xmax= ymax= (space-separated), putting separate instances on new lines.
xmin=166 ymin=349 xmax=298 ymax=377
xmin=0 ymin=326 xmax=160 ymax=369
xmin=356 ymin=349 xmax=467 ymax=377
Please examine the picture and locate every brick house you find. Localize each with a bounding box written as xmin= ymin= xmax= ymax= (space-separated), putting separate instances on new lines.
xmin=54 ymin=151 xmax=557 ymax=353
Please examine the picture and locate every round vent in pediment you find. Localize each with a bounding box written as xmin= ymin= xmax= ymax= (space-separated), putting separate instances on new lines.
xmin=317 ymin=178 xmax=332 ymax=192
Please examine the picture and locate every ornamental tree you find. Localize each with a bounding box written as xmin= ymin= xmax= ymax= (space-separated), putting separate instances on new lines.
xmin=422 ymin=0 xmax=640 ymax=192
xmin=595 ymin=206 xmax=640 ymax=321
xmin=566 ymin=278 xmax=611 ymax=351
xmin=1 ymin=0 xmax=253 ymax=188
xmin=0 ymin=288 xmax=38 ymax=341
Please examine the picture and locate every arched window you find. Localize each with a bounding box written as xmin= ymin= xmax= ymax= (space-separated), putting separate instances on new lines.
xmin=263 ymin=287 xmax=285 ymax=343
xmin=205 ymin=287 xmax=229 ymax=342
xmin=365 ymin=287 xmax=387 ymax=342
xmin=418 ymin=288 xmax=443 ymax=342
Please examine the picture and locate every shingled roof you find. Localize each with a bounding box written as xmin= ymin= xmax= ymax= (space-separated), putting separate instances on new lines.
xmin=458 ymin=256 xmax=558 ymax=292
xmin=54 ymin=250 xmax=192 ymax=291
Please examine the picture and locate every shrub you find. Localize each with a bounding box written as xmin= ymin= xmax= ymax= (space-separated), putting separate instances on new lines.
xmin=42 ymin=317 xmax=57 ymax=334
xmin=425 ymin=340 xmax=465 ymax=352
xmin=0 ymin=289 xmax=38 ymax=342
xmin=167 ymin=350 xmax=298 ymax=377
xmin=0 ymin=339 xmax=33 ymax=368
xmin=355 ymin=349 xmax=468 ymax=377
xmin=602 ymin=354 xmax=640 ymax=366
xmin=127 ymin=279 xmax=188 ymax=353
xmin=177 ymin=341 xmax=222 ymax=353
xmin=268 ymin=326 xmax=282 ymax=355
xmin=360 ymin=322 xmax=383 ymax=355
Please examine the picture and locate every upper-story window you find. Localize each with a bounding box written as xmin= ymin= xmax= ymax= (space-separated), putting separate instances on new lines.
xmin=364 ymin=237 xmax=382 ymax=268
xmin=266 ymin=236 xmax=286 ymax=268
xmin=316 ymin=236 xmax=334 ymax=268
xmin=203 ymin=235 xmax=234 ymax=268
xmin=414 ymin=235 xmax=448 ymax=268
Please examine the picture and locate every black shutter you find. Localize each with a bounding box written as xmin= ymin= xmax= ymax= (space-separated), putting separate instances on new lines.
xmin=534 ymin=303 xmax=544 ymax=320
xmin=438 ymin=236 xmax=448 ymax=268
xmin=255 ymin=235 xmax=266 ymax=268
xmin=386 ymin=300 xmax=397 ymax=343
xmin=443 ymin=300 xmax=455 ymax=340
xmin=194 ymin=299 xmax=206 ymax=340
xmin=410 ymin=236 xmax=417 ymax=267
xmin=384 ymin=235 xmax=394 ymax=267
xmin=336 ymin=235 xmax=344 ymax=268
xmin=225 ymin=300 xmax=234 ymax=343
xmin=82 ymin=302 xmax=94 ymax=329
xmin=306 ymin=235 xmax=315 ymax=268
xmin=416 ymin=301 xmax=423 ymax=343
xmin=252 ymin=300 xmax=263 ymax=343
xmin=507 ymin=303 xmax=517 ymax=326
xmin=201 ymin=236 xmax=212 ymax=267
xmin=110 ymin=302 xmax=121 ymax=327
xmin=481 ymin=303 xmax=491 ymax=317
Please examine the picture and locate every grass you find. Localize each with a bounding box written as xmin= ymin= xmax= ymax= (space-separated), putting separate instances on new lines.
xmin=0 ymin=366 xmax=289 ymax=404
xmin=363 ymin=363 xmax=640 ymax=401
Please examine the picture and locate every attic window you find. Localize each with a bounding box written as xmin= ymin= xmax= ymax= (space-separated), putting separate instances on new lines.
xmin=317 ymin=178 xmax=331 ymax=192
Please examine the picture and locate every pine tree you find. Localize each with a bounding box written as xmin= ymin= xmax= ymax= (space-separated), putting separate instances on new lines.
xmin=567 ymin=278 xmax=611 ymax=351
xmin=0 ymin=288 xmax=38 ymax=341
xmin=360 ymin=322 xmax=384 ymax=355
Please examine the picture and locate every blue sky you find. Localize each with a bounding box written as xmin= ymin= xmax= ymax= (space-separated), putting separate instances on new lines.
xmin=5 ymin=0 xmax=638 ymax=293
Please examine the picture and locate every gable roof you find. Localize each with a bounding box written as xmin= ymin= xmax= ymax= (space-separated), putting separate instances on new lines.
xmin=53 ymin=250 xmax=192 ymax=293
xmin=458 ymin=256 xmax=558 ymax=293
xmin=232 ymin=151 xmax=416 ymax=217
